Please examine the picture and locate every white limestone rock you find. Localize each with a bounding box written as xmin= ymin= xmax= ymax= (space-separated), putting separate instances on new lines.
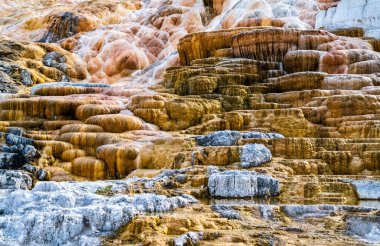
xmin=240 ymin=143 xmax=272 ymax=168
xmin=282 ymin=204 xmax=375 ymax=218
xmin=347 ymin=216 xmax=380 ymax=243
xmin=195 ymin=131 xmax=284 ymax=146
xmin=212 ymin=205 xmax=242 ymax=219
xmin=0 ymin=170 xmax=33 ymax=190
xmin=316 ymin=0 xmax=380 ymax=38
xmin=173 ymin=232 xmax=203 ymax=246
xmin=0 ymin=180 xmax=197 ymax=246
xmin=347 ymin=180 xmax=380 ymax=200
xmin=208 ymin=168 xmax=280 ymax=198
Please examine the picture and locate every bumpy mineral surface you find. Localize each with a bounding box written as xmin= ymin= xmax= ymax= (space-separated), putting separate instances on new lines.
xmin=1 ymin=0 xmax=380 ymax=245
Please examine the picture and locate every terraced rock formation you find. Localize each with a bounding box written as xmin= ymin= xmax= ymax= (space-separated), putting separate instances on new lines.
xmin=1 ymin=0 xmax=380 ymax=245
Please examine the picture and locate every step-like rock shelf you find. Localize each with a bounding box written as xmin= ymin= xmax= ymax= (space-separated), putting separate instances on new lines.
xmin=1 ymin=0 xmax=380 ymax=245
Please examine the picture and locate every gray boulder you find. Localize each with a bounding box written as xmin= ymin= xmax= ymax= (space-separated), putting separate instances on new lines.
xmin=208 ymin=169 xmax=280 ymax=198
xmin=22 ymin=164 xmax=37 ymax=173
xmin=20 ymin=69 xmax=33 ymax=86
xmin=43 ymin=51 xmax=68 ymax=72
xmin=240 ymin=144 xmax=272 ymax=168
xmin=0 ymin=152 xmax=27 ymax=169
xmin=0 ymin=170 xmax=33 ymax=190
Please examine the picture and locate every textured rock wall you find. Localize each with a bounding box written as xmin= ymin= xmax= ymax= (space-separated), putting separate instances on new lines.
xmin=0 ymin=1 xmax=380 ymax=245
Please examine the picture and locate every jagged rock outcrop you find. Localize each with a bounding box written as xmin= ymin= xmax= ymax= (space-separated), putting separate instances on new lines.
xmin=41 ymin=12 xmax=93 ymax=42
xmin=2 ymin=134 xmax=35 ymax=161
xmin=0 ymin=131 xmax=51 ymax=181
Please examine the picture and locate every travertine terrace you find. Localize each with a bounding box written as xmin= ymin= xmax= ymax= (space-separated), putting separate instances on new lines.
xmin=0 ymin=0 xmax=380 ymax=245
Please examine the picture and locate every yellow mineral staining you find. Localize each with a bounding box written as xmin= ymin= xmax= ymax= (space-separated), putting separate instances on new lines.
xmin=33 ymin=86 xmax=105 ymax=96
xmin=129 ymin=94 xmax=222 ymax=131
xmin=236 ymin=17 xmax=286 ymax=28
xmin=85 ymin=114 xmax=143 ymax=133
xmin=72 ymin=156 xmax=107 ymax=180
xmin=139 ymin=138 xmax=194 ymax=169
xmin=61 ymin=148 xmax=86 ymax=162
xmin=59 ymin=124 xmax=104 ymax=134
xmin=57 ymin=132 xmax=119 ymax=156
xmin=96 ymin=143 xmax=139 ymax=178
xmin=177 ymin=28 xmax=256 ymax=65
xmin=1 ymin=2 xmax=380 ymax=245
xmin=0 ymin=0 xmax=142 ymax=42
xmin=75 ymin=104 xmax=125 ymax=121
xmin=35 ymin=140 xmax=73 ymax=157
xmin=0 ymin=39 xmax=88 ymax=93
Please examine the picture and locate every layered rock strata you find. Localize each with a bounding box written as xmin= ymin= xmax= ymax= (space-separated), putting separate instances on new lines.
xmin=1 ymin=1 xmax=380 ymax=245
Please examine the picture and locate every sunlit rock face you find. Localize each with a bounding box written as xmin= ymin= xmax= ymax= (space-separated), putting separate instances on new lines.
xmin=1 ymin=0 xmax=322 ymax=84
xmin=1 ymin=0 xmax=380 ymax=245
xmin=316 ymin=0 xmax=380 ymax=38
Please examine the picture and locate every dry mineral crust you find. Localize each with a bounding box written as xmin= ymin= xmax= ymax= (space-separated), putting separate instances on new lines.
xmin=1 ymin=0 xmax=380 ymax=245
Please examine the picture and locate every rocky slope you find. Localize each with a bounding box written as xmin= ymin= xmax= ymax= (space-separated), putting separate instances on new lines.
xmin=1 ymin=0 xmax=380 ymax=245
